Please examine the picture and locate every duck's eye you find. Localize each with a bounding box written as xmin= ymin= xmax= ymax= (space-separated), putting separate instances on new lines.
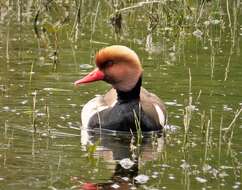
xmin=104 ymin=60 xmax=114 ymax=68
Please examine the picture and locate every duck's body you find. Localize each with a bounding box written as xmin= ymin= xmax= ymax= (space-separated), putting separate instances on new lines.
xmin=75 ymin=45 xmax=166 ymax=132
xmin=81 ymin=83 xmax=166 ymax=132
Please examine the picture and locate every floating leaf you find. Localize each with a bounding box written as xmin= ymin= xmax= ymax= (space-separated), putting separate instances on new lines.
xmin=111 ymin=184 xmax=120 ymax=189
xmin=79 ymin=64 xmax=93 ymax=69
xmin=43 ymin=88 xmax=71 ymax=92
xmin=134 ymin=174 xmax=149 ymax=184
xmin=119 ymin=158 xmax=135 ymax=169
xmin=195 ymin=176 xmax=207 ymax=183
xmin=193 ymin=29 xmax=203 ymax=38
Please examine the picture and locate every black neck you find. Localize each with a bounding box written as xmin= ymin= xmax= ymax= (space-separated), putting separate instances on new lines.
xmin=117 ymin=76 xmax=142 ymax=103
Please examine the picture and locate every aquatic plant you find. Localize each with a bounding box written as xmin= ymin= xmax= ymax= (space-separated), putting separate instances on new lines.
xmin=0 ymin=1 xmax=241 ymax=189
xmin=133 ymin=107 xmax=143 ymax=146
xmin=32 ymin=90 xmax=37 ymax=133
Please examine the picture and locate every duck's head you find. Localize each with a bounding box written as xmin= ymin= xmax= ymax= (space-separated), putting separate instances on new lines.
xmin=74 ymin=45 xmax=143 ymax=92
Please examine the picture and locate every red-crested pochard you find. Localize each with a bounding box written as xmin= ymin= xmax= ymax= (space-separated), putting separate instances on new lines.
xmin=75 ymin=45 xmax=166 ymax=132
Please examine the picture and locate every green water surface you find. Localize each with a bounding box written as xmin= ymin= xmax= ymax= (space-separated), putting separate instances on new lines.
xmin=0 ymin=1 xmax=242 ymax=190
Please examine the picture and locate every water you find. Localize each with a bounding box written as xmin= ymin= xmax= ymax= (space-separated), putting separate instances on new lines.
xmin=0 ymin=1 xmax=242 ymax=189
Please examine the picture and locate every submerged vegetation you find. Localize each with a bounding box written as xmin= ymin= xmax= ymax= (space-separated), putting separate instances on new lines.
xmin=0 ymin=0 xmax=242 ymax=189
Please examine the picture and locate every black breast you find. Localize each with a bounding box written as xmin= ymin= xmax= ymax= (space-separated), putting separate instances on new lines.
xmin=87 ymin=77 xmax=163 ymax=132
xmin=88 ymin=99 xmax=162 ymax=132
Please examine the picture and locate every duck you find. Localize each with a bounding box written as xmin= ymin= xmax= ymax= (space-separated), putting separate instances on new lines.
xmin=75 ymin=45 xmax=166 ymax=132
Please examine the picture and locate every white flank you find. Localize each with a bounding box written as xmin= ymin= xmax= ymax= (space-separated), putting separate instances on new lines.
xmin=81 ymin=95 xmax=109 ymax=146
xmin=81 ymin=95 xmax=108 ymax=128
xmin=154 ymin=104 xmax=165 ymax=126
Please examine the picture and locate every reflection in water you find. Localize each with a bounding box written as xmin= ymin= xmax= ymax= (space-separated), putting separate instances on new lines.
xmin=1 ymin=1 xmax=242 ymax=189
xmin=80 ymin=129 xmax=164 ymax=189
